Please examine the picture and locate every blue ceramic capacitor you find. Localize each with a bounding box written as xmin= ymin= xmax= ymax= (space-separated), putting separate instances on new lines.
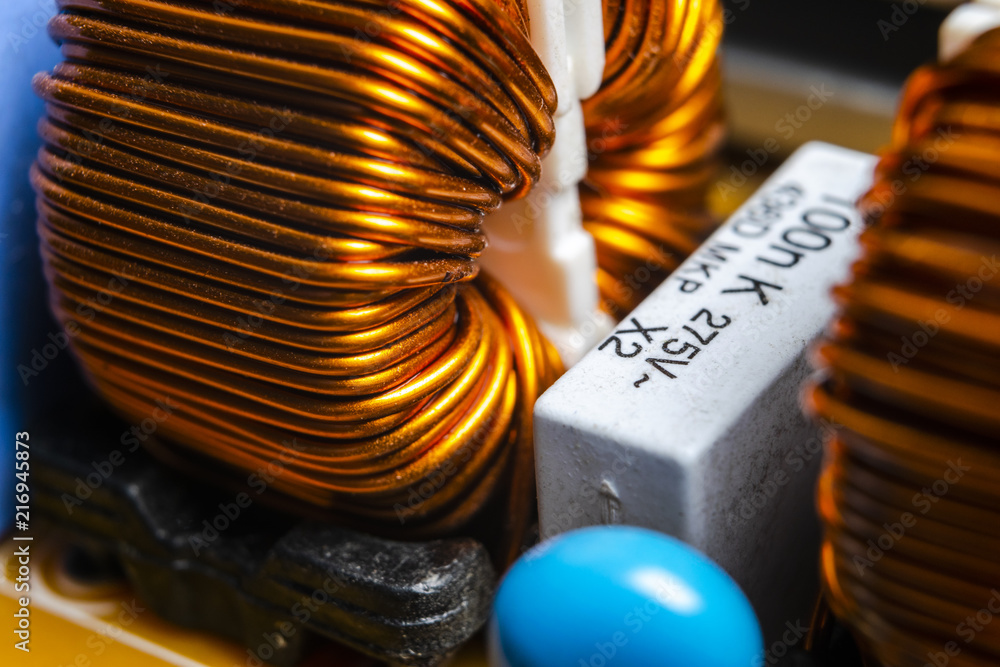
xmin=490 ymin=526 xmax=764 ymax=666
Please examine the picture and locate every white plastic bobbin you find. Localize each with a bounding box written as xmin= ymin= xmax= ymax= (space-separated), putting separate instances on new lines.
xmin=940 ymin=0 xmax=1000 ymax=62
xmin=479 ymin=0 xmax=611 ymax=367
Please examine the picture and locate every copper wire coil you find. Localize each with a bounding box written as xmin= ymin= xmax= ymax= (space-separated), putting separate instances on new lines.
xmin=34 ymin=0 xmax=721 ymax=558
xmin=34 ymin=0 xmax=560 ymax=552
xmin=584 ymin=0 xmax=725 ymax=314
xmin=807 ymin=27 xmax=1000 ymax=667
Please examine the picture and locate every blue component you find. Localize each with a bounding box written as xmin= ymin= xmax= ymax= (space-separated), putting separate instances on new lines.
xmin=1 ymin=5 xmax=63 ymax=535
xmin=492 ymin=526 xmax=764 ymax=667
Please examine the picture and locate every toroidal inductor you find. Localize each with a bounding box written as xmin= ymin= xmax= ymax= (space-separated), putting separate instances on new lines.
xmin=32 ymin=0 xmax=723 ymax=550
xmin=806 ymin=27 xmax=1000 ymax=666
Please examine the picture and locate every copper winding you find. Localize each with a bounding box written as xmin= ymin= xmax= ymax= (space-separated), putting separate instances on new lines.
xmin=806 ymin=28 xmax=1000 ymax=666
xmin=34 ymin=0 xmax=560 ymax=549
xmin=33 ymin=0 xmax=722 ymax=551
xmin=584 ymin=0 xmax=725 ymax=314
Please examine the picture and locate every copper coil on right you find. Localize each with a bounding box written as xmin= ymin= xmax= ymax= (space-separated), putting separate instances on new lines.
xmin=806 ymin=27 xmax=1000 ymax=666
xmin=584 ymin=0 xmax=726 ymax=315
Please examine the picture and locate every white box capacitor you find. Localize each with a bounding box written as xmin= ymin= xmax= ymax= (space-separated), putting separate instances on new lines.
xmin=534 ymin=142 xmax=877 ymax=644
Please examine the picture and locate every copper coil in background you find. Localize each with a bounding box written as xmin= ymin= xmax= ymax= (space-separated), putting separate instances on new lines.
xmin=584 ymin=0 xmax=725 ymax=315
xmin=806 ymin=27 xmax=1000 ymax=667
xmin=33 ymin=0 xmax=561 ymax=555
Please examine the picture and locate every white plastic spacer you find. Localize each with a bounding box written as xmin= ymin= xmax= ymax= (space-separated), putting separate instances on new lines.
xmin=479 ymin=0 xmax=611 ymax=367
